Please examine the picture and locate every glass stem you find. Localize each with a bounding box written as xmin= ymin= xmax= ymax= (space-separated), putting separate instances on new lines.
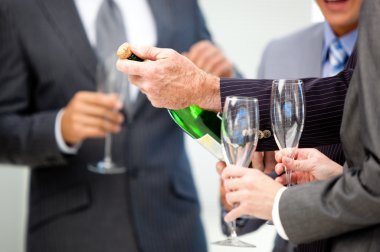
xmin=104 ymin=132 xmax=113 ymax=169
xmin=229 ymin=220 xmax=237 ymax=239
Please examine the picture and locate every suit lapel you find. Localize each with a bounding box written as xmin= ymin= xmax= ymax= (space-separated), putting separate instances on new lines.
xmin=307 ymin=23 xmax=324 ymax=77
xmin=147 ymin=0 xmax=173 ymax=48
xmin=36 ymin=0 xmax=97 ymax=82
xmin=130 ymin=0 xmax=173 ymax=120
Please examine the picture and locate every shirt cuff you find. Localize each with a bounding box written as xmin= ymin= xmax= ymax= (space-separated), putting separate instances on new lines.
xmin=55 ymin=109 xmax=81 ymax=154
xmin=272 ymin=187 xmax=289 ymax=240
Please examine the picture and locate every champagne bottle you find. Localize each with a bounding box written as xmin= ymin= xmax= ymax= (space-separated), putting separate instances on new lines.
xmin=168 ymin=106 xmax=223 ymax=160
xmin=117 ymin=43 xmax=223 ymax=160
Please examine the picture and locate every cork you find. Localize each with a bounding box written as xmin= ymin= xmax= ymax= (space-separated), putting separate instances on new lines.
xmin=117 ymin=43 xmax=144 ymax=61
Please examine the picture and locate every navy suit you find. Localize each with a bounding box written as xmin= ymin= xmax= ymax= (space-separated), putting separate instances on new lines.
xmin=0 ymin=0 xmax=211 ymax=251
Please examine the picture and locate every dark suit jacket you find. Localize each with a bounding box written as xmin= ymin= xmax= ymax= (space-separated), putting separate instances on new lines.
xmin=0 ymin=0 xmax=211 ymax=251
xmin=219 ymin=0 xmax=380 ymax=250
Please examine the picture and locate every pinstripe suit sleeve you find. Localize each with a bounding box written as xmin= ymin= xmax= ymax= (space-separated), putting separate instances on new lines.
xmin=220 ymin=49 xmax=356 ymax=152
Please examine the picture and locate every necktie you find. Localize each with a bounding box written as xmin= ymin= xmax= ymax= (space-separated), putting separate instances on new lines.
xmin=96 ymin=0 xmax=134 ymax=116
xmin=327 ymin=38 xmax=348 ymax=77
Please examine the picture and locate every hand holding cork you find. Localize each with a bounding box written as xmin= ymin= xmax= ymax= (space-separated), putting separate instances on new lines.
xmin=116 ymin=43 xmax=221 ymax=111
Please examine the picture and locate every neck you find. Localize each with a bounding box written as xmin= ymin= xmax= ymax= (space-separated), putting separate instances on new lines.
xmin=332 ymin=22 xmax=358 ymax=37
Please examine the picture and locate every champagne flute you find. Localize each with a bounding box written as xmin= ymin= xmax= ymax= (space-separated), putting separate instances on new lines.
xmin=88 ymin=56 xmax=127 ymax=174
xmin=270 ymin=79 xmax=305 ymax=186
xmin=213 ymin=96 xmax=259 ymax=248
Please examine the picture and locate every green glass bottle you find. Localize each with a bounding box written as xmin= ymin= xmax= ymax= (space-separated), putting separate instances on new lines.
xmin=117 ymin=43 xmax=223 ymax=159
xmin=168 ymin=106 xmax=222 ymax=160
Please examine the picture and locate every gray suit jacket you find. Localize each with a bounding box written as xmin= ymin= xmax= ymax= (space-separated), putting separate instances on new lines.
xmin=280 ymin=0 xmax=380 ymax=251
xmin=0 ymin=0 xmax=210 ymax=251
xmin=257 ymin=23 xmax=324 ymax=79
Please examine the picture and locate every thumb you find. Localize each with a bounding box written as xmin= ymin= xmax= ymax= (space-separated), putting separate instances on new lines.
xmin=131 ymin=45 xmax=168 ymax=61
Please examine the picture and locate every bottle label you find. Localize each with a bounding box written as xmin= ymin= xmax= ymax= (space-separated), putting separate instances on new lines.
xmin=197 ymin=134 xmax=224 ymax=160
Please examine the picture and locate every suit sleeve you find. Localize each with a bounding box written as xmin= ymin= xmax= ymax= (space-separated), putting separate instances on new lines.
xmin=219 ymin=63 xmax=353 ymax=151
xmin=0 ymin=3 xmax=67 ymax=167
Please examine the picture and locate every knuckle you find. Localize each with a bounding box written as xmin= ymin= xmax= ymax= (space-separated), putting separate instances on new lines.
xmin=242 ymin=190 xmax=250 ymax=200
xmin=71 ymin=102 xmax=80 ymax=111
xmin=73 ymin=92 xmax=81 ymax=100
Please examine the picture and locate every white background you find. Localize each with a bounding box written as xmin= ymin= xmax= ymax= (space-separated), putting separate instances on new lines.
xmin=0 ymin=1 xmax=323 ymax=251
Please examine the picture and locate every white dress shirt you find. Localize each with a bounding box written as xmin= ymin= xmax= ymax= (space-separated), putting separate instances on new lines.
xmin=272 ymin=187 xmax=289 ymax=240
xmin=56 ymin=0 xmax=157 ymax=153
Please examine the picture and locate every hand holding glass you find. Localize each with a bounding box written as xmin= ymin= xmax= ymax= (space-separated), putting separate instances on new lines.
xmin=270 ymin=79 xmax=305 ymax=186
xmin=213 ymin=96 xmax=259 ymax=248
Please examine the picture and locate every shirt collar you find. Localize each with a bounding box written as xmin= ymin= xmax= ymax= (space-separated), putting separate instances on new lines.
xmin=322 ymin=22 xmax=358 ymax=60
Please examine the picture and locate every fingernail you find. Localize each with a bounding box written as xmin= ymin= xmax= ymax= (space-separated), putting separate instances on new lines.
xmin=284 ymin=157 xmax=292 ymax=164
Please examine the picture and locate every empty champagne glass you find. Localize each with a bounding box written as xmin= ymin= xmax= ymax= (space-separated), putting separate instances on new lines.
xmin=88 ymin=56 xmax=127 ymax=174
xmin=213 ymin=96 xmax=259 ymax=248
xmin=270 ymin=79 xmax=305 ymax=186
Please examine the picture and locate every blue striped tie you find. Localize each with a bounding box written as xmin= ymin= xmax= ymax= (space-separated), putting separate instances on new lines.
xmin=328 ymin=38 xmax=348 ymax=76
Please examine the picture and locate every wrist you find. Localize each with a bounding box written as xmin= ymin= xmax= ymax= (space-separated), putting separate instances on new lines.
xmin=195 ymin=72 xmax=221 ymax=112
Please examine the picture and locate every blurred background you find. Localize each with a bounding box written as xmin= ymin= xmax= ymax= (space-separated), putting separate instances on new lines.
xmin=0 ymin=1 xmax=323 ymax=251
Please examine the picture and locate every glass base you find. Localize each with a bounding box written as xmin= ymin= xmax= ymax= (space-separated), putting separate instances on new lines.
xmin=88 ymin=161 xmax=126 ymax=174
xmin=212 ymin=237 xmax=256 ymax=248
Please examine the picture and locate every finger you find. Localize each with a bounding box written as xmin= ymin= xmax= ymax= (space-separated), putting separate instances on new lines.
xmin=283 ymin=157 xmax=310 ymax=172
xmin=203 ymin=52 xmax=225 ymax=72
xmin=194 ymin=47 xmax=219 ymax=71
xmin=224 ymin=205 xmax=247 ymax=222
xmin=216 ymin=161 xmax=227 ymax=175
xmin=275 ymin=174 xmax=286 ymax=185
xmin=221 ymin=166 xmax=248 ymax=179
xmin=117 ymin=59 xmax=147 ymax=77
xmin=275 ymin=163 xmax=286 ymax=175
xmin=220 ymin=179 xmax=233 ymax=211
xmin=251 ymin=152 xmax=264 ymax=171
xmin=76 ymin=92 xmax=123 ymax=110
xmin=210 ymin=60 xmax=233 ymax=78
xmin=130 ymin=45 xmax=170 ymax=61
xmin=73 ymin=103 xmax=124 ymax=124
xmin=263 ymin=151 xmax=277 ymax=174
xmin=225 ymin=190 xmax=243 ymax=206
xmin=187 ymin=40 xmax=211 ymax=62
xmin=224 ymin=177 xmax=242 ymax=192
xmin=275 ymin=172 xmax=298 ymax=185
xmin=275 ymin=149 xmax=289 ymax=162
xmin=75 ymin=115 xmax=122 ymax=133
xmin=79 ymin=125 xmax=108 ymax=139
